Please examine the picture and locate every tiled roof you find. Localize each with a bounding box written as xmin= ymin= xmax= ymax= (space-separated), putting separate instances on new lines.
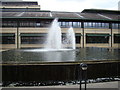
xmin=21 ymin=12 xmax=51 ymax=17
xmin=2 ymin=12 xmax=50 ymax=17
xmin=100 ymin=14 xmax=119 ymax=20
xmin=82 ymin=9 xmax=120 ymax=15
xmin=2 ymin=11 xmax=120 ymax=21
xmin=51 ymin=12 xmax=79 ymax=18
xmin=77 ymin=13 xmax=107 ymax=20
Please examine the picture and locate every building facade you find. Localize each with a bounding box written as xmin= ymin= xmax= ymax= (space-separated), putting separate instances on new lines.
xmin=1 ymin=1 xmax=120 ymax=49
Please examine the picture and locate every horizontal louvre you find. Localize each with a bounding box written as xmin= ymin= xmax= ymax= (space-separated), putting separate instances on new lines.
xmin=62 ymin=33 xmax=82 ymax=36
xmin=86 ymin=34 xmax=111 ymax=36
xmin=0 ymin=33 xmax=15 ymax=36
xmin=76 ymin=33 xmax=82 ymax=36
xmin=114 ymin=34 xmax=120 ymax=37
xmin=20 ymin=33 xmax=46 ymax=36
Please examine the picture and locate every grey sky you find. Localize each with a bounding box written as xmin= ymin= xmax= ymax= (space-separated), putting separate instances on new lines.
xmin=28 ymin=0 xmax=119 ymax=12
xmin=2 ymin=0 xmax=119 ymax=12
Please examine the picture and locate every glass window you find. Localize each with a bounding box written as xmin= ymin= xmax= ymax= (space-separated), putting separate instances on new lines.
xmin=0 ymin=33 xmax=15 ymax=44
xmin=84 ymin=22 xmax=88 ymax=28
xmin=73 ymin=22 xmax=77 ymax=27
xmin=21 ymin=33 xmax=46 ymax=44
xmin=112 ymin=23 xmax=119 ymax=29
xmin=104 ymin=23 xmax=109 ymax=28
xmin=69 ymin=22 xmax=73 ymax=27
xmin=36 ymin=22 xmax=41 ymax=27
xmin=59 ymin=22 xmax=62 ymax=26
xmin=76 ymin=36 xmax=81 ymax=43
xmin=21 ymin=36 xmax=46 ymax=44
xmin=62 ymin=22 xmax=66 ymax=27
xmin=2 ymin=21 xmax=17 ymax=27
xmin=29 ymin=22 xmax=35 ymax=27
xmin=84 ymin=22 xmax=109 ymax=29
xmin=114 ymin=34 xmax=120 ymax=43
xmin=59 ymin=21 xmax=81 ymax=28
xmin=66 ymin=22 xmax=69 ymax=27
xmin=62 ymin=33 xmax=81 ymax=44
xmin=86 ymin=34 xmax=109 ymax=43
xmin=19 ymin=21 xmax=51 ymax=27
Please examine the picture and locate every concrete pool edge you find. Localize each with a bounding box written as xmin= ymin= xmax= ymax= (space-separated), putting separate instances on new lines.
xmin=1 ymin=59 xmax=120 ymax=65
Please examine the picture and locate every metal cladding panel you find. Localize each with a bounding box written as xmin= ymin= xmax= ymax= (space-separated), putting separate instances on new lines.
xmin=2 ymin=62 xmax=119 ymax=82
xmin=114 ymin=34 xmax=120 ymax=36
xmin=51 ymin=12 xmax=80 ymax=18
xmin=2 ymin=11 xmax=119 ymax=21
xmin=0 ymin=33 xmax=15 ymax=36
xmin=20 ymin=33 xmax=46 ymax=36
xmin=86 ymin=34 xmax=111 ymax=36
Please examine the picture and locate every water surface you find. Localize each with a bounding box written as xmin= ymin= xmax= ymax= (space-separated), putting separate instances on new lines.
xmin=2 ymin=47 xmax=120 ymax=64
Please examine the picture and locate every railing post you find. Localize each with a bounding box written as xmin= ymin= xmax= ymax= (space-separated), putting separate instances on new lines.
xmin=80 ymin=63 xmax=88 ymax=90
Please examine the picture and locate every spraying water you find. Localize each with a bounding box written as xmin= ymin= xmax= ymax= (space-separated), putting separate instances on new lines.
xmin=45 ymin=18 xmax=76 ymax=50
xmin=26 ymin=18 xmax=76 ymax=52
xmin=66 ymin=27 xmax=76 ymax=49
xmin=45 ymin=18 xmax=62 ymax=50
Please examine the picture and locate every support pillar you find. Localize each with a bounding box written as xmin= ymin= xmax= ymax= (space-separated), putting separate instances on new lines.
xmin=81 ymin=30 xmax=83 ymax=48
xmin=81 ymin=21 xmax=85 ymax=48
xmin=84 ymin=33 xmax=86 ymax=48
xmin=109 ymin=23 xmax=113 ymax=48
xmin=17 ymin=21 xmax=20 ymax=49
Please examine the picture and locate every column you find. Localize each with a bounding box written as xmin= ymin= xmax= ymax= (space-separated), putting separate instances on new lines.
xmin=81 ymin=21 xmax=85 ymax=48
xmin=17 ymin=21 xmax=20 ymax=49
xmin=109 ymin=23 xmax=113 ymax=48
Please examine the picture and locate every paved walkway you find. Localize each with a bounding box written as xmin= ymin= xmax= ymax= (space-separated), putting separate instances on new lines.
xmin=0 ymin=49 xmax=10 ymax=52
xmin=2 ymin=81 xmax=119 ymax=89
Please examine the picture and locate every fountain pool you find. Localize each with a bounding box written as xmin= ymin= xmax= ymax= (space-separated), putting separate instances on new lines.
xmin=2 ymin=47 xmax=120 ymax=64
xmin=1 ymin=47 xmax=120 ymax=86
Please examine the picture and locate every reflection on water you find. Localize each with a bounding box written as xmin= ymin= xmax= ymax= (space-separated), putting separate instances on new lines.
xmin=43 ymin=51 xmax=76 ymax=62
xmin=1 ymin=47 xmax=120 ymax=63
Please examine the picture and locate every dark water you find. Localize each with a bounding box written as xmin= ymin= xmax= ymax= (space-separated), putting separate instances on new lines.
xmin=2 ymin=47 xmax=120 ymax=64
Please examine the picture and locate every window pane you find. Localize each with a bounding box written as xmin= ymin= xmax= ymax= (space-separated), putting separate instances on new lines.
xmin=84 ymin=22 xmax=109 ymax=29
xmin=86 ymin=36 xmax=109 ymax=43
xmin=21 ymin=33 xmax=47 ymax=44
xmin=114 ymin=34 xmax=120 ymax=43
xmin=2 ymin=36 xmax=15 ymax=44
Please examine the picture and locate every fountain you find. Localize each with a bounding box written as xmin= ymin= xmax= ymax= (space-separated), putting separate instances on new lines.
xmin=45 ymin=18 xmax=62 ymax=50
xmin=25 ymin=18 xmax=76 ymax=52
xmin=66 ymin=27 xmax=76 ymax=49
xmin=45 ymin=18 xmax=76 ymax=50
